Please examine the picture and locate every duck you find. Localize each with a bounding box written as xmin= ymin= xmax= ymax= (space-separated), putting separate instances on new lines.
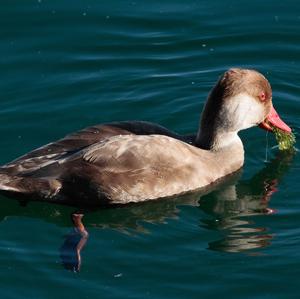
xmin=0 ymin=68 xmax=291 ymax=206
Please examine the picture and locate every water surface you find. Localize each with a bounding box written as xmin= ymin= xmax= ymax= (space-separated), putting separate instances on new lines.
xmin=1 ymin=0 xmax=300 ymax=298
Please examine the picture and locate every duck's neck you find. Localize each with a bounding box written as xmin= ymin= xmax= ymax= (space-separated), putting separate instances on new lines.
xmin=194 ymin=90 xmax=244 ymax=151
xmin=196 ymin=129 xmax=245 ymax=176
xmin=195 ymin=128 xmax=243 ymax=152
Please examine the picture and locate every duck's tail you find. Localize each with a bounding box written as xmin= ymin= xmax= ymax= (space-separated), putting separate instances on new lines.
xmin=0 ymin=173 xmax=23 ymax=193
xmin=0 ymin=173 xmax=62 ymax=200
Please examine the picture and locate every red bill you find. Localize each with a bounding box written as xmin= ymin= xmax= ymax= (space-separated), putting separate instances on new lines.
xmin=259 ymin=106 xmax=291 ymax=133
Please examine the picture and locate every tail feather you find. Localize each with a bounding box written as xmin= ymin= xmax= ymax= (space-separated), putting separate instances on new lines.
xmin=0 ymin=174 xmax=23 ymax=192
xmin=0 ymin=174 xmax=62 ymax=199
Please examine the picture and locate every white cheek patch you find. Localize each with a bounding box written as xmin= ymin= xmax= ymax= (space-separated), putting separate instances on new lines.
xmin=223 ymin=93 xmax=265 ymax=131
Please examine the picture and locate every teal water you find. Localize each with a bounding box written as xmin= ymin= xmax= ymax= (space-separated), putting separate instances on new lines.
xmin=1 ymin=0 xmax=300 ymax=298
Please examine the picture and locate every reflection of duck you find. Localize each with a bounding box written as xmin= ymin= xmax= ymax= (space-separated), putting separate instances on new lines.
xmin=0 ymin=149 xmax=294 ymax=271
xmin=199 ymin=150 xmax=295 ymax=253
xmin=0 ymin=68 xmax=291 ymax=205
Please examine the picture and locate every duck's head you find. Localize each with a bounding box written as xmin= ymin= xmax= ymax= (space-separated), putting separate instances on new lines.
xmin=197 ymin=68 xmax=291 ymax=149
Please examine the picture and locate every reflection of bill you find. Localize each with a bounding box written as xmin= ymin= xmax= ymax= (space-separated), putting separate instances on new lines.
xmin=199 ymin=151 xmax=295 ymax=253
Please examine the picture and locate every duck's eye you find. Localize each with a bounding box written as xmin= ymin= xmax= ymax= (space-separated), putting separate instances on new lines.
xmin=259 ymin=91 xmax=266 ymax=101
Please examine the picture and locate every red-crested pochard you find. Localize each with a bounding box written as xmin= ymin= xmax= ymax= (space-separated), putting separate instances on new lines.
xmin=0 ymin=68 xmax=291 ymax=206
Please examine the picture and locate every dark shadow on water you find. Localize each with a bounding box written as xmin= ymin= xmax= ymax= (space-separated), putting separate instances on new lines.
xmin=0 ymin=150 xmax=295 ymax=271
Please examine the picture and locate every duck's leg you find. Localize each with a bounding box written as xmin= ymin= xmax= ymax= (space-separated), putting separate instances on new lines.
xmin=60 ymin=213 xmax=89 ymax=272
xmin=72 ymin=213 xmax=89 ymax=269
